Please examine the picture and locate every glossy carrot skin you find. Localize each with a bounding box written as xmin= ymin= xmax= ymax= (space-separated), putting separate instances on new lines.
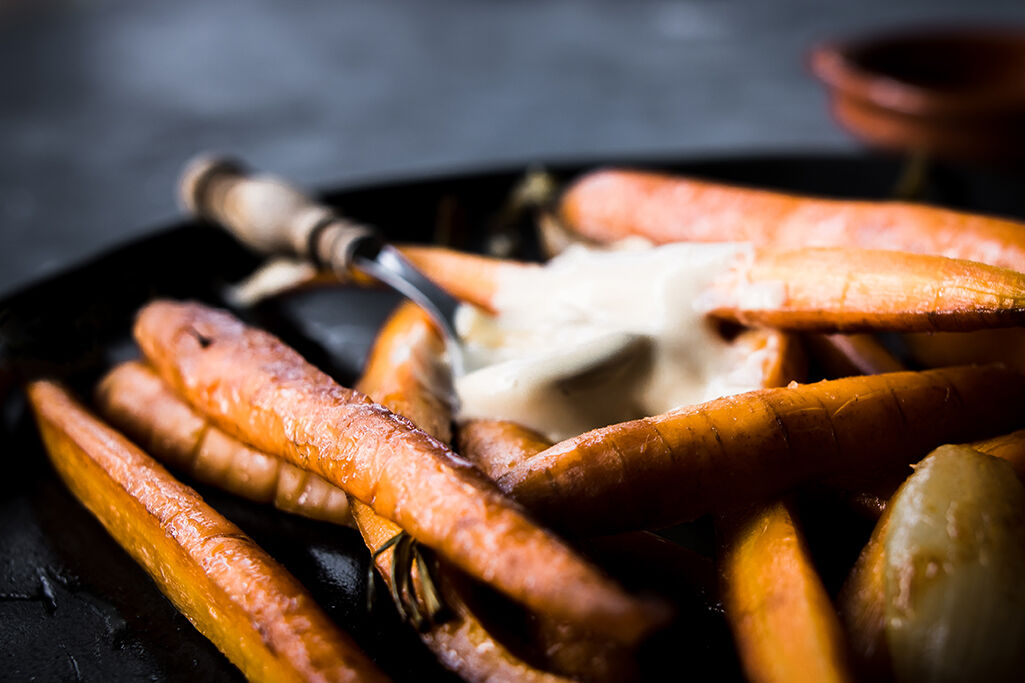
xmin=708 ymin=248 xmax=1025 ymax=332
xmin=720 ymin=501 xmax=854 ymax=683
xmin=356 ymin=302 xmax=453 ymax=444
xmin=95 ymin=361 xmax=351 ymax=525
xmin=497 ymin=365 xmax=1025 ymax=534
xmin=27 ymin=381 xmax=386 ymax=683
xmin=456 ymin=419 xmax=552 ymax=481
xmin=134 ymin=300 xmax=662 ymax=644
xmin=558 ymin=168 xmax=1025 ymax=272
xmin=354 ymin=302 xmax=593 ymax=682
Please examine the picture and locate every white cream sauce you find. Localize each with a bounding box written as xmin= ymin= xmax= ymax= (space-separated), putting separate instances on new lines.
xmin=454 ymin=241 xmax=765 ymax=442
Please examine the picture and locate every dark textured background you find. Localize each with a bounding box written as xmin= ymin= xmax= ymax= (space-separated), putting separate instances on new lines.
xmin=2 ymin=0 xmax=1025 ymax=294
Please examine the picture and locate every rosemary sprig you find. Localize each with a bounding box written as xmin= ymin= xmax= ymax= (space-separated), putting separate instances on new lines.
xmin=368 ymin=531 xmax=448 ymax=631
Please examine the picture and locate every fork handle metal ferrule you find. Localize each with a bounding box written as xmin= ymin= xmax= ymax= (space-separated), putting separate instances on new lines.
xmin=179 ymin=155 xmax=379 ymax=274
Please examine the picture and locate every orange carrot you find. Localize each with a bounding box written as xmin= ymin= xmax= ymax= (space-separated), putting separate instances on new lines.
xmin=401 ymin=245 xmax=1025 ymax=333
xmin=557 ymin=168 xmax=1025 ymax=272
xmin=95 ymin=361 xmax=352 ymax=525
xmin=719 ymin=501 xmax=854 ymax=683
xmin=27 ymin=380 xmax=386 ymax=683
xmin=134 ymin=300 xmax=664 ymax=644
xmin=706 ymin=248 xmax=1025 ymax=332
xmin=356 ymin=302 xmax=453 ymax=444
xmin=495 ymin=365 xmax=1025 ymax=534
xmin=456 ymin=419 xmax=553 ymax=481
xmin=355 ymin=302 xmax=624 ymax=682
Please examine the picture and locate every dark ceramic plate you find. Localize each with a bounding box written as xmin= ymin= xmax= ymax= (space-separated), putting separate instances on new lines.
xmin=3 ymin=154 xmax=1025 ymax=682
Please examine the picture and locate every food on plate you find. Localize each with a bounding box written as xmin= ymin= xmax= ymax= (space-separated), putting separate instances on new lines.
xmin=437 ymin=241 xmax=804 ymax=441
xmin=719 ymin=501 xmax=855 ymax=683
xmin=354 ymin=302 xmax=630 ymax=682
xmin=27 ymin=160 xmax=1025 ymax=682
xmin=27 ymin=380 xmax=386 ymax=683
xmin=134 ymin=299 xmax=665 ymax=644
xmin=404 ymin=244 xmax=1025 ymax=333
xmin=95 ymin=360 xmax=352 ymax=525
xmin=556 ymin=168 xmax=1025 ymax=271
xmin=456 ymin=418 xmax=552 ymax=480
xmin=495 ymin=365 xmax=1025 ymax=534
xmin=840 ymin=445 xmax=1025 ymax=683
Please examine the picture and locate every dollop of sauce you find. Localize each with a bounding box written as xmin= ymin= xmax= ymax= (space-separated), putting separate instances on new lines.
xmin=454 ymin=241 xmax=765 ymax=442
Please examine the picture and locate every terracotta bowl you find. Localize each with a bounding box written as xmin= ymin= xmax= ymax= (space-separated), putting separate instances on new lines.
xmin=811 ymin=28 xmax=1025 ymax=162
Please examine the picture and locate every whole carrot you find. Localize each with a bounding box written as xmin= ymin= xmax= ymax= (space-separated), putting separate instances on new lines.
xmin=134 ymin=300 xmax=663 ymax=644
xmin=95 ymin=361 xmax=352 ymax=525
xmin=557 ymin=168 xmax=1025 ymax=271
xmin=28 ymin=381 xmax=386 ymax=683
xmin=402 ymin=245 xmax=1025 ymax=333
xmin=719 ymin=501 xmax=854 ymax=683
xmin=496 ymin=365 xmax=1025 ymax=534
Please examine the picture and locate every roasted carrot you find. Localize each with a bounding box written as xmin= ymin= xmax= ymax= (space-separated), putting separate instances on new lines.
xmin=557 ymin=168 xmax=1025 ymax=272
xmin=356 ymin=302 xmax=453 ymax=444
xmin=27 ymin=380 xmax=386 ymax=683
xmin=805 ymin=334 xmax=904 ymax=379
xmin=355 ymin=302 xmax=619 ymax=682
xmin=495 ymin=365 xmax=1025 ymax=534
xmin=401 ymin=245 xmax=1025 ymax=333
xmin=455 ymin=329 xmax=800 ymax=483
xmin=716 ymin=324 xmax=854 ymax=682
xmin=349 ymin=500 xmax=569 ymax=683
xmin=706 ymin=248 xmax=1025 ymax=332
xmin=95 ymin=361 xmax=352 ymax=526
xmin=134 ymin=300 xmax=663 ymax=644
xmin=719 ymin=501 xmax=854 ymax=683
xmin=456 ymin=419 xmax=552 ymax=481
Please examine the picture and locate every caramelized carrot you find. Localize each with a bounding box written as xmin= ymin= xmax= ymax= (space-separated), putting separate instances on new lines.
xmin=707 ymin=248 xmax=1025 ymax=332
xmin=95 ymin=361 xmax=351 ymax=525
xmin=456 ymin=419 xmax=552 ymax=481
xmin=557 ymin=168 xmax=1025 ymax=271
xmin=356 ymin=302 xmax=453 ymax=444
xmin=27 ymin=380 xmax=386 ymax=683
xmin=349 ymin=500 xmax=568 ymax=683
xmin=496 ymin=365 xmax=1025 ymax=534
xmin=355 ymin=302 xmax=614 ymax=682
xmin=134 ymin=300 xmax=663 ymax=644
xmin=401 ymin=245 xmax=1025 ymax=333
xmin=719 ymin=501 xmax=854 ymax=683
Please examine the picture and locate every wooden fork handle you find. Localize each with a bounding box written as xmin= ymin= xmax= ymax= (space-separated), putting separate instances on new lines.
xmin=179 ymin=155 xmax=377 ymax=271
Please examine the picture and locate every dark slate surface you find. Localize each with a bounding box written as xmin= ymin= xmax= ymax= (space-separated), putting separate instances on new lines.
xmin=2 ymin=0 xmax=1025 ymax=293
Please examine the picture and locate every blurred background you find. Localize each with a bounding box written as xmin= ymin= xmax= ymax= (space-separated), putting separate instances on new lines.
xmin=2 ymin=0 xmax=1025 ymax=294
